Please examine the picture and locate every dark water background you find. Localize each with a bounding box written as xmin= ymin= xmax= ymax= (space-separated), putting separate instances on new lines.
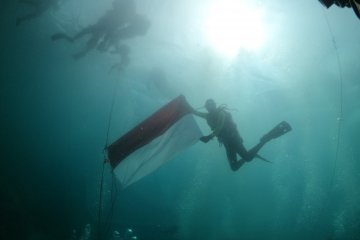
xmin=1 ymin=0 xmax=360 ymax=239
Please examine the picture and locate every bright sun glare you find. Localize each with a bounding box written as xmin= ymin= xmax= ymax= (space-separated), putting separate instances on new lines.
xmin=204 ymin=0 xmax=267 ymax=58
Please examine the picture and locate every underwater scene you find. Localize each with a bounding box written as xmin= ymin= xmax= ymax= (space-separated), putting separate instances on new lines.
xmin=1 ymin=0 xmax=360 ymax=239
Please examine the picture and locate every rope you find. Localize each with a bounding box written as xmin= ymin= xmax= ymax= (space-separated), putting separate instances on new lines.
xmin=104 ymin=78 xmax=120 ymax=149
xmin=323 ymin=11 xmax=344 ymax=194
xmin=97 ymin=161 xmax=106 ymax=240
xmin=97 ymin=76 xmax=120 ymax=240
xmin=103 ymin=173 xmax=120 ymax=240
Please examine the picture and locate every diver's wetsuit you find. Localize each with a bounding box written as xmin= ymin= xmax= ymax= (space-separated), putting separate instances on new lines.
xmin=206 ymin=108 xmax=265 ymax=171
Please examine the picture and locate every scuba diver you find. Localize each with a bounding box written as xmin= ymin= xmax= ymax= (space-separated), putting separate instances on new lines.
xmin=100 ymin=13 xmax=150 ymax=71
xmin=319 ymin=0 xmax=360 ymax=20
xmin=16 ymin=0 xmax=60 ymax=26
xmin=192 ymin=99 xmax=292 ymax=171
xmin=96 ymin=13 xmax=151 ymax=53
xmin=51 ymin=0 xmax=149 ymax=60
xmin=102 ymin=13 xmax=151 ymax=72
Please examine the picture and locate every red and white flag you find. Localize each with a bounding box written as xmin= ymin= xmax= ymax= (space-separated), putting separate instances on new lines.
xmin=107 ymin=95 xmax=202 ymax=189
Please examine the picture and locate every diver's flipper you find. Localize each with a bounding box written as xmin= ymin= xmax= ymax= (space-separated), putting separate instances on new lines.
xmin=261 ymin=121 xmax=292 ymax=143
xmin=256 ymin=154 xmax=272 ymax=163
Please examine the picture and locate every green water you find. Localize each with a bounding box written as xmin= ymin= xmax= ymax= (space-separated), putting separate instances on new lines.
xmin=1 ymin=0 xmax=360 ymax=239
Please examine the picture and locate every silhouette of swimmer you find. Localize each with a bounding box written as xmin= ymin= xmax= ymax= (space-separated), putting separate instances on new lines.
xmin=192 ymin=99 xmax=292 ymax=171
xmin=97 ymin=13 xmax=151 ymax=53
xmin=51 ymin=0 xmax=150 ymax=60
xmin=16 ymin=0 xmax=60 ymax=26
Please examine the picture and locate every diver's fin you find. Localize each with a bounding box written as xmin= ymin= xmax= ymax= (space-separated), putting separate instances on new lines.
xmin=261 ymin=121 xmax=292 ymax=143
xmin=256 ymin=154 xmax=272 ymax=163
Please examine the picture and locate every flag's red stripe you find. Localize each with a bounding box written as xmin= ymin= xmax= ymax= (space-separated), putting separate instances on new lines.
xmin=107 ymin=95 xmax=191 ymax=168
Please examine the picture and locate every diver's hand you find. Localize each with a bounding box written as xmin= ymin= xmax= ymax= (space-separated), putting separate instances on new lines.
xmin=200 ymin=135 xmax=213 ymax=143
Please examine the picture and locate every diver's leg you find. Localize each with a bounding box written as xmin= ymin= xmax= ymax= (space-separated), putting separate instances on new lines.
xmin=71 ymin=25 xmax=97 ymax=41
xmin=72 ymin=35 xmax=99 ymax=60
xmin=51 ymin=25 xmax=95 ymax=42
xmin=235 ymin=134 xmax=266 ymax=162
xmin=236 ymin=122 xmax=292 ymax=163
xmin=97 ymin=33 xmax=112 ymax=52
xmin=225 ymin=145 xmax=245 ymax=171
xmin=246 ymin=141 xmax=267 ymax=162
xmin=97 ymin=39 xmax=110 ymax=52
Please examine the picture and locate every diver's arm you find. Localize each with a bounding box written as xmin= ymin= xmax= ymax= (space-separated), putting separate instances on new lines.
xmin=192 ymin=109 xmax=208 ymax=119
